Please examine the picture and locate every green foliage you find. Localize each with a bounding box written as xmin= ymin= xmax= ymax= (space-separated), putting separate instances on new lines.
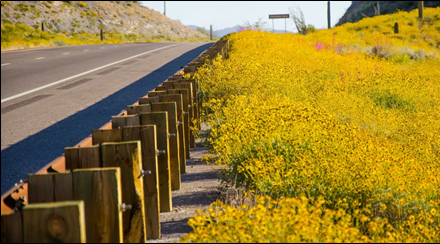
xmin=370 ymin=89 xmax=416 ymax=112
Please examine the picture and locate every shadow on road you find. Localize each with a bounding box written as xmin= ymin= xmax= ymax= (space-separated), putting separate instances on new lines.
xmin=1 ymin=43 xmax=213 ymax=194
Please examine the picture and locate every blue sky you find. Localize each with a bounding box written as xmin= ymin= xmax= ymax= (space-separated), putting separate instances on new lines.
xmin=141 ymin=1 xmax=352 ymax=32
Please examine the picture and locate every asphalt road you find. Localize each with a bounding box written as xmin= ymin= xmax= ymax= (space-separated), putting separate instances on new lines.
xmin=1 ymin=42 xmax=213 ymax=194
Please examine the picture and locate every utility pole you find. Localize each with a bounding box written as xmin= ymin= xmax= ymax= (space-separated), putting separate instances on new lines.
xmin=418 ymin=1 xmax=424 ymax=19
xmin=327 ymin=1 xmax=331 ymax=29
xmin=210 ymin=25 xmax=212 ymax=41
xmin=164 ymin=1 xmax=166 ymax=16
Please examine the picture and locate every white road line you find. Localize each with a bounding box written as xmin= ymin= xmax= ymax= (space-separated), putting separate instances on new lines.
xmin=1 ymin=44 xmax=180 ymax=103
xmin=83 ymin=49 xmax=89 ymax=52
xmin=100 ymin=47 xmax=105 ymax=49
xmin=35 ymin=57 xmax=45 ymax=60
xmin=1 ymin=63 xmax=11 ymax=66
xmin=62 ymin=53 xmax=70 ymax=55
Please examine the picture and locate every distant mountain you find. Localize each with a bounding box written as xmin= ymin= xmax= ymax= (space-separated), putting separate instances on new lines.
xmin=213 ymin=25 xmax=241 ymax=37
xmin=187 ymin=24 xmax=293 ymax=37
xmin=336 ymin=1 xmax=440 ymax=26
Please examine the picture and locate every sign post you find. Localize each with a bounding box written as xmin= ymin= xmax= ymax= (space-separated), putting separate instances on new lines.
xmin=269 ymin=14 xmax=289 ymax=33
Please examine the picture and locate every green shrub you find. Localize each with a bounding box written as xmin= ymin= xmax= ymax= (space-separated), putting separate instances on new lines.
xmin=370 ymin=89 xmax=416 ymax=112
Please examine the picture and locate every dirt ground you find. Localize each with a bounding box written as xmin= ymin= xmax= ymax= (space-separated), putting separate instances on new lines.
xmin=148 ymin=124 xmax=222 ymax=243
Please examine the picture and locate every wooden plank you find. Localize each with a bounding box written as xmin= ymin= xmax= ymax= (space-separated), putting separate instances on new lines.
xmin=22 ymin=201 xmax=86 ymax=243
xmin=148 ymin=91 xmax=166 ymax=97
xmin=155 ymin=86 xmax=167 ymax=91
xmin=126 ymin=104 xmax=151 ymax=115
xmin=64 ymin=145 xmax=101 ymax=171
xmin=27 ymin=173 xmax=73 ymax=204
xmin=92 ymin=128 xmax=122 ymax=145
xmin=167 ymin=89 xmax=190 ymax=159
xmin=150 ymin=102 xmax=181 ymax=190
xmin=122 ymin=126 xmax=161 ymax=239
xmin=173 ymin=82 xmax=196 ymax=148
xmin=111 ymin=115 xmax=140 ymax=129
xmin=168 ymin=90 xmax=190 ymax=156
xmin=162 ymin=81 xmax=174 ymax=89
xmin=101 ymin=141 xmax=147 ymax=243
xmin=1 ymin=212 xmax=23 ymax=243
xmin=73 ymin=168 xmax=123 ymax=243
xmin=140 ymin=112 xmax=172 ymax=212
xmin=139 ymin=96 xmax=160 ymax=105
xmin=181 ymin=80 xmax=200 ymax=129
xmin=159 ymin=94 xmax=187 ymax=174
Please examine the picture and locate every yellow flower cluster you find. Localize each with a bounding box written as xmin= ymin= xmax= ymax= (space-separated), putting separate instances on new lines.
xmin=183 ymin=8 xmax=440 ymax=242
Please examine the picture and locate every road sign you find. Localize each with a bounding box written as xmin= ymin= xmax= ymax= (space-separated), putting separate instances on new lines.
xmin=269 ymin=14 xmax=289 ymax=19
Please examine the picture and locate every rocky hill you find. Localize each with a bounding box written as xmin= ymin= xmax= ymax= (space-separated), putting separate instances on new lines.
xmin=336 ymin=1 xmax=440 ymax=26
xmin=1 ymin=1 xmax=208 ymax=41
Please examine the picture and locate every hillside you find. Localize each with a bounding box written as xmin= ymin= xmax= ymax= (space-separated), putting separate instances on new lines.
xmin=337 ymin=1 xmax=440 ymax=26
xmin=1 ymin=1 xmax=209 ymax=50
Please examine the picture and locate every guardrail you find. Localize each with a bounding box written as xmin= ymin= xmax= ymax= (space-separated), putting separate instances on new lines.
xmin=1 ymin=36 xmax=230 ymax=243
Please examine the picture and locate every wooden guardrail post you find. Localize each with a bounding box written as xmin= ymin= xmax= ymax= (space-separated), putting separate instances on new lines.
xmin=140 ymin=112 xmax=172 ymax=213
xmin=139 ymin=96 xmax=160 ymax=105
xmin=155 ymin=86 xmax=167 ymax=91
xmin=64 ymin=145 xmax=101 ymax=171
xmin=159 ymin=94 xmax=187 ymax=174
xmin=150 ymin=102 xmax=181 ymax=190
xmin=148 ymin=91 xmax=166 ymax=98
xmin=126 ymin=104 xmax=151 ymax=115
xmin=92 ymin=126 xmax=161 ymax=239
xmin=173 ymin=82 xmax=196 ymax=148
xmin=28 ymin=173 xmax=73 ymax=204
xmin=1 ymin=212 xmax=23 ymax=243
xmin=101 ymin=141 xmax=147 ymax=243
xmin=122 ymin=125 xmax=161 ymax=239
xmin=72 ymin=168 xmax=123 ymax=243
xmin=22 ymin=201 xmax=86 ymax=243
xmin=92 ymin=128 xmax=123 ymax=145
xmin=27 ymin=169 xmax=125 ymax=243
xmin=111 ymin=115 xmax=140 ymax=129
xmin=180 ymin=80 xmax=200 ymax=129
xmin=167 ymin=89 xmax=190 ymax=159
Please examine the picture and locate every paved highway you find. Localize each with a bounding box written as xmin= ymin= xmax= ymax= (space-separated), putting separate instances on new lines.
xmin=1 ymin=42 xmax=213 ymax=194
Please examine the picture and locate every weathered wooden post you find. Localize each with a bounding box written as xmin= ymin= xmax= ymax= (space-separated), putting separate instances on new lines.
xmin=418 ymin=1 xmax=424 ymax=19
xmin=65 ymin=145 xmax=101 ymax=171
xmin=122 ymin=125 xmax=161 ymax=239
xmin=150 ymin=102 xmax=181 ymax=190
xmin=173 ymin=82 xmax=196 ymax=148
xmin=92 ymin=126 xmax=161 ymax=239
xmin=111 ymin=114 xmax=140 ymax=129
xmin=1 ymin=212 xmax=23 ymax=243
xmin=28 ymin=173 xmax=73 ymax=203
xmin=167 ymin=89 xmax=190 ymax=163
xmin=394 ymin=22 xmax=399 ymax=34
xmin=159 ymin=94 xmax=187 ymax=174
xmin=72 ymin=168 xmax=124 ymax=243
xmin=126 ymin=104 xmax=151 ymax=115
xmin=22 ymin=201 xmax=86 ymax=243
xmin=92 ymin=128 xmax=123 ymax=145
xmin=101 ymin=141 xmax=147 ymax=243
xmin=140 ymin=112 xmax=172 ymax=213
